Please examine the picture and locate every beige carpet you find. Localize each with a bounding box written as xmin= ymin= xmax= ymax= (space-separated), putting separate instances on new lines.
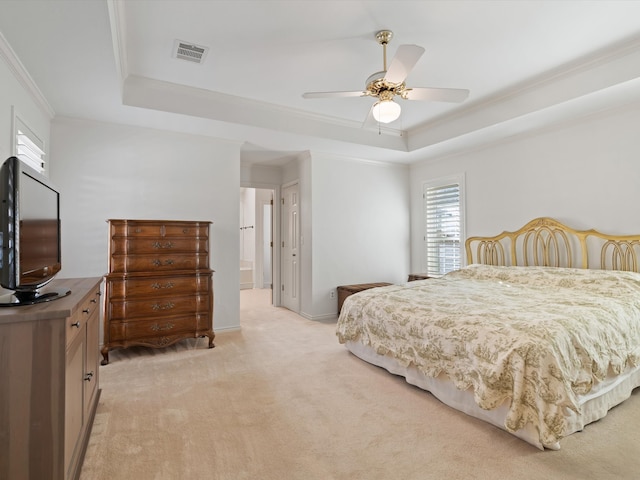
xmin=80 ymin=289 xmax=640 ymax=480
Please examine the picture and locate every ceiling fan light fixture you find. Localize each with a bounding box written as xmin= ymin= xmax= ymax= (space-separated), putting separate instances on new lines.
xmin=372 ymin=99 xmax=401 ymax=123
xmin=301 ymin=30 xmax=469 ymax=123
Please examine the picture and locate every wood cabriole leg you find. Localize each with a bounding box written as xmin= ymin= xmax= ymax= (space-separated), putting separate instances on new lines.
xmin=100 ymin=347 xmax=109 ymax=365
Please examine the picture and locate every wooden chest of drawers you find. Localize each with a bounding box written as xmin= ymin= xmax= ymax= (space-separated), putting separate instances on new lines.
xmin=101 ymin=219 xmax=215 ymax=364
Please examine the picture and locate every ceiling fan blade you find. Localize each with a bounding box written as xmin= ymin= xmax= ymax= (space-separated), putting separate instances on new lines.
xmin=404 ymin=87 xmax=470 ymax=103
xmin=302 ymin=90 xmax=366 ymax=99
xmin=384 ymin=44 xmax=425 ymax=84
xmin=362 ymin=104 xmax=377 ymax=128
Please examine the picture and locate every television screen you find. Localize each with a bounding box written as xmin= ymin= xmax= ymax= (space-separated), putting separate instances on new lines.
xmin=19 ymin=171 xmax=61 ymax=285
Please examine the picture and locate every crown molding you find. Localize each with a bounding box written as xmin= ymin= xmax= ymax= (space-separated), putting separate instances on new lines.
xmin=0 ymin=31 xmax=54 ymax=119
xmin=106 ymin=0 xmax=128 ymax=89
xmin=408 ymin=34 xmax=640 ymax=152
xmin=122 ymin=74 xmax=409 ymax=152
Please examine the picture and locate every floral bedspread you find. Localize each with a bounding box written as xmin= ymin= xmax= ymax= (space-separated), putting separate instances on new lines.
xmin=336 ymin=265 xmax=640 ymax=446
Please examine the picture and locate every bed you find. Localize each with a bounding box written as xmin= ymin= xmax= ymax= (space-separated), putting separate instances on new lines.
xmin=336 ymin=217 xmax=640 ymax=450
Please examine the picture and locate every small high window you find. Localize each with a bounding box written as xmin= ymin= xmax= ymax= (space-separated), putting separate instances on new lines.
xmin=14 ymin=117 xmax=45 ymax=173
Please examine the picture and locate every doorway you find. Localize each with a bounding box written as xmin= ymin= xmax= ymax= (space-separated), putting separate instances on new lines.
xmin=239 ymin=187 xmax=274 ymax=305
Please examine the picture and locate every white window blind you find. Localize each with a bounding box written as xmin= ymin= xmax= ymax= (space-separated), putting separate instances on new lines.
xmin=423 ymin=180 xmax=462 ymax=276
xmin=15 ymin=118 xmax=45 ymax=173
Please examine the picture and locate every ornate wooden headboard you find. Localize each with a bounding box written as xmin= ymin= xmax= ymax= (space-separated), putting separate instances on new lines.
xmin=465 ymin=217 xmax=640 ymax=272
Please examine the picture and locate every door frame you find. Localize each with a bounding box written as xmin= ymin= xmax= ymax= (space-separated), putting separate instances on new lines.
xmin=240 ymin=182 xmax=281 ymax=306
xmin=254 ymin=192 xmax=273 ymax=289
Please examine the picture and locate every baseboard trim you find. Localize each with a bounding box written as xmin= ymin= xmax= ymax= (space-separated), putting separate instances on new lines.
xmin=298 ymin=311 xmax=338 ymax=322
xmin=214 ymin=325 xmax=241 ymax=332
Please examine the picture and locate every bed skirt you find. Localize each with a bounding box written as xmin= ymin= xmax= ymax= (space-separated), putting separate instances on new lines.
xmin=345 ymin=340 xmax=640 ymax=450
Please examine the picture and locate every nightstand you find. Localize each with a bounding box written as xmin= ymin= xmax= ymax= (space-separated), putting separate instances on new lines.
xmin=337 ymin=282 xmax=392 ymax=314
xmin=407 ymin=273 xmax=431 ymax=282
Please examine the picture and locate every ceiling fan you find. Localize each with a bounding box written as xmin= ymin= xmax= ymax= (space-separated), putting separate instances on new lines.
xmin=302 ymin=30 xmax=469 ymax=124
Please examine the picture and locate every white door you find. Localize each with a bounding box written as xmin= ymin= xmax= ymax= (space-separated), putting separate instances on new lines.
xmin=281 ymin=182 xmax=300 ymax=312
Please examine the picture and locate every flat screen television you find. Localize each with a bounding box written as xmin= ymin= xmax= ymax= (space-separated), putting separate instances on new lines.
xmin=0 ymin=156 xmax=70 ymax=306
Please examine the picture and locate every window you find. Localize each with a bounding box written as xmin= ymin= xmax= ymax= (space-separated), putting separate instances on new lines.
xmin=423 ymin=175 xmax=465 ymax=276
xmin=14 ymin=116 xmax=46 ymax=174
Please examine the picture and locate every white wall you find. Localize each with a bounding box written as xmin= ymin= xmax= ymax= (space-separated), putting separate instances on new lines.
xmin=291 ymin=152 xmax=313 ymax=316
xmin=240 ymin=151 xmax=410 ymax=319
xmin=410 ymin=104 xmax=640 ymax=272
xmin=0 ymin=47 xmax=51 ymax=163
xmin=50 ymin=117 xmax=243 ymax=331
xmin=0 ymin=39 xmax=52 ymax=297
xmin=240 ymin=163 xmax=283 ymax=186
xmin=309 ymin=152 xmax=410 ymax=318
xmin=239 ymin=187 xmax=256 ymax=263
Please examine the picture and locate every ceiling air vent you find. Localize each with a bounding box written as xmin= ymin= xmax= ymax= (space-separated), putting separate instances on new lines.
xmin=173 ymin=40 xmax=209 ymax=64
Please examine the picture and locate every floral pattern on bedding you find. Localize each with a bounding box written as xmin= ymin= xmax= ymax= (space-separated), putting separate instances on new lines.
xmin=336 ymin=264 xmax=640 ymax=447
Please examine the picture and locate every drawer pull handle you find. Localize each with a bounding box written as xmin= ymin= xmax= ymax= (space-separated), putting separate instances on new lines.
xmin=150 ymin=322 xmax=175 ymax=332
xmin=151 ymin=282 xmax=175 ymax=290
xmin=152 ymin=241 xmax=175 ymax=249
xmin=71 ymin=321 xmax=81 ymax=328
xmin=83 ymin=308 xmax=90 ymax=314
xmin=152 ymin=302 xmax=175 ymax=311
xmin=84 ymin=372 xmax=94 ymax=382
xmin=152 ymin=259 xmax=175 ymax=267
xmin=90 ymin=298 xmax=97 ymax=304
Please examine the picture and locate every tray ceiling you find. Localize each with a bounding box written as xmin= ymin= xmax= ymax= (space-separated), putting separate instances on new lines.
xmin=1 ymin=0 xmax=639 ymax=164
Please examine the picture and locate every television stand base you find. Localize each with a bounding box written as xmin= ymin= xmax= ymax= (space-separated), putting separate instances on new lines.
xmin=0 ymin=287 xmax=71 ymax=307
